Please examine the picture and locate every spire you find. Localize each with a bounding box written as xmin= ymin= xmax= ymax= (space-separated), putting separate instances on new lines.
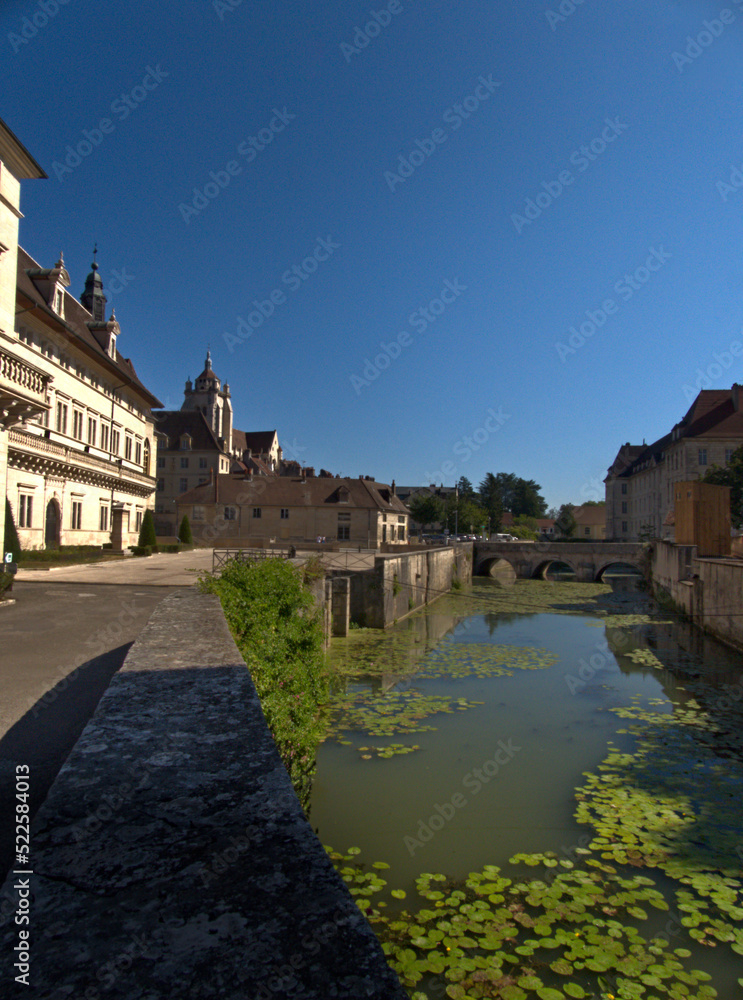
xmin=205 ymin=349 xmax=212 ymax=372
xmin=80 ymin=243 xmax=107 ymax=322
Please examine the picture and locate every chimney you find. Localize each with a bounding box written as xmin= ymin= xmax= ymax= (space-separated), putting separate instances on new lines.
xmin=391 ymin=479 xmax=396 ymax=495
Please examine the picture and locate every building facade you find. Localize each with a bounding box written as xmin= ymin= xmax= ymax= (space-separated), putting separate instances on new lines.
xmin=1 ymin=116 xmax=161 ymax=551
xmin=605 ymin=386 xmax=743 ymax=540
xmin=177 ymin=475 xmax=409 ymax=548
xmin=153 ymin=351 xmax=284 ymax=536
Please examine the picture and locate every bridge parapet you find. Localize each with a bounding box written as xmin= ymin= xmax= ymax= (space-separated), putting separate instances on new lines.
xmin=474 ymin=541 xmax=645 ymax=582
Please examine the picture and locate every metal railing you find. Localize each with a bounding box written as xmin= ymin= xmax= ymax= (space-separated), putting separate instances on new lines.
xmin=212 ymin=548 xmax=291 ymax=573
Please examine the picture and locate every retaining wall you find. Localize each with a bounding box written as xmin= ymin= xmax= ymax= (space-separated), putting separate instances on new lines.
xmin=651 ymin=540 xmax=743 ymax=652
xmin=0 ymin=590 xmax=406 ymax=1000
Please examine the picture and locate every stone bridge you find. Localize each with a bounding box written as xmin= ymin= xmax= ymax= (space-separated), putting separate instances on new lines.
xmin=474 ymin=541 xmax=646 ymax=583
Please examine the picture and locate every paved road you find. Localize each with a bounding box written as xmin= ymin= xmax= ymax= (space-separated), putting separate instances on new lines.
xmin=0 ymin=581 xmax=180 ymax=879
xmin=13 ymin=547 xmax=215 ymax=586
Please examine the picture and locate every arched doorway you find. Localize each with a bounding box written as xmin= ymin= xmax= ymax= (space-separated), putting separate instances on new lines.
xmin=45 ymin=499 xmax=61 ymax=548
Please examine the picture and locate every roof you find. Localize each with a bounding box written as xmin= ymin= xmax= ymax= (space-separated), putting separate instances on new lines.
xmin=16 ymin=246 xmax=162 ymax=407
xmin=610 ymin=386 xmax=743 ymax=479
xmin=178 ymin=475 xmax=410 ymax=514
xmin=153 ymin=410 xmax=224 ymax=451
xmin=232 ymin=429 xmax=278 ymax=454
xmin=573 ymin=504 xmax=606 ymax=526
xmin=0 ymin=118 xmax=47 ymax=180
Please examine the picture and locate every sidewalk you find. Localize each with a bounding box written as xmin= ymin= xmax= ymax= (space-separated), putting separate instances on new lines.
xmin=14 ymin=547 xmax=215 ymax=587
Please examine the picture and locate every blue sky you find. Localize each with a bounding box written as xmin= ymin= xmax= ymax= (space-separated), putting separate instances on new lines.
xmin=2 ymin=0 xmax=743 ymax=508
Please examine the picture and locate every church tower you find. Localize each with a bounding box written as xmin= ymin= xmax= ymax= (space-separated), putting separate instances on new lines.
xmin=80 ymin=245 xmax=107 ymax=322
xmin=181 ymin=350 xmax=234 ymax=449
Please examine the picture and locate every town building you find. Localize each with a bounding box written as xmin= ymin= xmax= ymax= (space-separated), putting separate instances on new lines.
xmin=1 ymin=118 xmax=161 ymax=550
xmin=605 ymin=386 xmax=743 ymax=540
xmin=176 ymin=475 xmax=409 ymax=547
xmin=571 ymin=504 xmax=606 ymax=540
xmin=152 ymin=351 xmax=283 ymax=536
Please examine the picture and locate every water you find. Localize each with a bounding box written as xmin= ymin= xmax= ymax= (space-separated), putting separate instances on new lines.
xmin=310 ymin=578 xmax=743 ymax=998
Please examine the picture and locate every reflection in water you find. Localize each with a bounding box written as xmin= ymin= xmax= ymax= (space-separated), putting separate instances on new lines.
xmin=311 ymin=578 xmax=743 ymax=997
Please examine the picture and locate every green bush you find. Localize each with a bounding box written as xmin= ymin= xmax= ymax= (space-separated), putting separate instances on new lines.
xmin=0 ymin=572 xmax=14 ymax=599
xmin=177 ymin=514 xmax=193 ymax=545
xmin=160 ymin=543 xmax=181 ymax=553
xmin=199 ymin=558 xmax=328 ymax=806
xmin=130 ymin=545 xmax=152 ymax=557
xmin=138 ymin=509 xmax=157 ymax=550
xmin=4 ymin=499 xmax=21 ymax=562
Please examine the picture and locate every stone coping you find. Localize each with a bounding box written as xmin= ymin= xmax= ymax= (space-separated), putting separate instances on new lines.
xmin=0 ymin=590 xmax=406 ymax=999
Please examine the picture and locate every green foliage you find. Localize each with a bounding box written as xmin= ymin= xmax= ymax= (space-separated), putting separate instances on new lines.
xmin=509 ymin=524 xmax=538 ymax=541
xmin=130 ymin=545 xmax=152 ymax=557
xmin=199 ymin=558 xmax=328 ymax=804
xmin=4 ymin=499 xmax=21 ymax=562
xmin=392 ymin=573 xmax=402 ymax=596
xmin=456 ymin=476 xmax=475 ymax=498
xmin=138 ymin=509 xmax=157 ymax=549
xmin=479 ymin=472 xmax=548 ymax=524
xmin=177 ymin=514 xmax=193 ymax=544
xmin=445 ymin=494 xmax=488 ymax=534
xmin=554 ymin=503 xmax=576 ymax=538
xmin=408 ymin=493 xmax=445 ymax=530
xmin=704 ymin=444 xmax=743 ymax=526
xmin=0 ymin=573 xmax=13 ymax=599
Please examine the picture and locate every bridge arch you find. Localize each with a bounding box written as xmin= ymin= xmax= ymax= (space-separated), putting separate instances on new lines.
xmin=595 ymin=562 xmax=643 ymax=583
xmin=532 ymin=559 xmax=577 ymax=580
xmin=479 ymin=557 xmax=517 ymax=584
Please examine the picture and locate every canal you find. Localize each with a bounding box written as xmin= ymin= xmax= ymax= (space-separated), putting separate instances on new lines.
xmin=310 ymin=577 xmax=743 ymax=999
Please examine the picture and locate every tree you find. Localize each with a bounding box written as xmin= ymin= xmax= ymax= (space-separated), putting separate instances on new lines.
xmin=554 ymin=503 xmax=576 ymax=538
xmin=704 ymin=446 xmax=743 ymax=526
xmin=4 ymin=499 xmax=21 ymax=561
xmin=178 ymin=514 xmax=194 ymax=545
xmin=408 ymin=494 xmax=445 ymax=531
xmin=456 ymin=476 xmax=475 ymax=499
xmin=511 ymin=478 xmax=548 ymax=518
xmin=478 ymin=473 xmax=504 ymax=533
xmin=138 ymin=509 xmax=157 ymax=549
xmin=445 ymin=494 xmax=488 ymax=534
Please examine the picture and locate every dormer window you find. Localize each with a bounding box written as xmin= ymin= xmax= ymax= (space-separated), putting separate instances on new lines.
xmin=54 ymin=288 xmax=64 ymax=315
xmin=109 ymin=333 xmax=117 ymax=358
xmin=180 ymin=435 xmax=192 ymax=451
xmin=337 ymin=486 xmax=350 ymax=503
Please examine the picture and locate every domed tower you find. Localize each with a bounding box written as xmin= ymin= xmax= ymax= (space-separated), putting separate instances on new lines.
xmin=181 ymin=350 xmax=233 ymax=447
xmin=80 ymin=245 xmax=107 ymax=322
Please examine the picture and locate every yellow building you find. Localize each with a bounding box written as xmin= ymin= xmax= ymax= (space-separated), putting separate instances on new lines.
xmin=177 ymin=474 xmax=409 ymax=548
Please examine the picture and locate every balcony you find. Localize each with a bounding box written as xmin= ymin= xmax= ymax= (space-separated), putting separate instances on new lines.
xmin=0 ymin=346 xmax=51 ymax=427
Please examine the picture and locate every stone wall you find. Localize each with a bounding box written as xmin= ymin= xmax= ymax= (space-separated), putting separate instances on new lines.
xmin=0 ymin=590 xmax=406 ymax=1000
xmin=349 ymin=544 xmax=473 ymax=629
xmin=651 ymin=540 xmax=743 ymax=652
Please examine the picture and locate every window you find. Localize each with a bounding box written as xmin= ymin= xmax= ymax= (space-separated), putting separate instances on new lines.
xmin=199 ymin=457 xmax=208 ymax=469
xmin=19 ymin=494 xmax=33 ymax=528
xmin=280 ymin=508 xmax=289 ymax=519
xmin=71 ymin=501 xmax=82 ymax=530
xmin=135 ymin=510 xmax=143 ymax=531
xmin=193 ymin=506 xmax=205 ymax=521
xmin=698 ymin=448 xmax=707 ymax=466
xmin=99 ymin=505 xmax=109 ymax=531
xmin=100 ymin=424 xmax=109 ymax=451
xmin=621 ymin=521 xmax=628 ymax=533
xmin=111 ymin=429 xmax=121 ymax=455
xmin=125 ymin=436 xmax=133 ymax=461
xmin=87 ymin=417 xmax=97 ymax=445
xmin=73 ymin=409 xmax=83 ymax=439
xmin=252 ymin=508 xmax=261 ymax=518
xmin=180 ymin=457 xmax=189 ymax=469
xmin=725 ymin=448 xmax=734 ymax=464
xmin=157 ymin=478 xmax=165 ymax=492
xmin=179 ymin=478 xmax=188 ymax=493
xmin=180 ymin=436 xmax=191 ymax=451
xmin=621 ymin=502 xmax=627 ymax=514
xmin=398 ymin=516 xmax=405 ymax=523
xmin=157 ymin=456 xmax=165 ymax=468
xmin=399 ymin=525 xmax=405 ymax=541
xmin=338 ymin=524 xmax=350 ymax=540
xmin=135 ymin=441 xmax=142 ymax=465
xmin=584 ymin=527 xmax=590 ymax=536
xmin=621 ymin=483 xmax=627 ymax=495
xmin=56 ymin=401 xmax=68 ymax=435
xmin=225 ymin=507 xmax=237 ymax=521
